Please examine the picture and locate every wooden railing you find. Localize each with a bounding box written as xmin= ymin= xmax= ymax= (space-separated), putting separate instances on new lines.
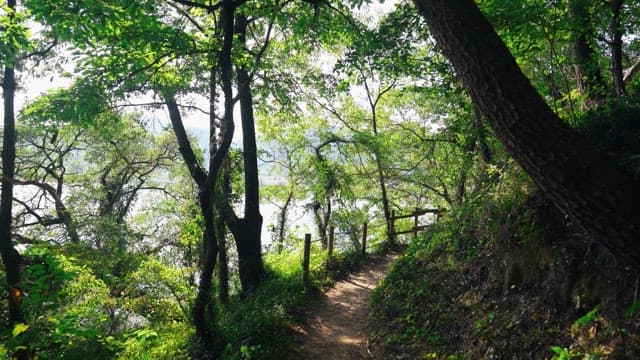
xmin=389 ymin=208 xmax=445 ymax=242
xmin=301 ymin=208 xmax=446 ymax=286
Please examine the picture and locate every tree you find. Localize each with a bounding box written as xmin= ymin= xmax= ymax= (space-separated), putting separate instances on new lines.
xmin=570 ymin=0 xmax=607 ymax=108
xmin=610 ymin=0 xmax=626 ymax=98
xmin=0 ymin=0 xmax=25 ymax=326
xmin=215 ymin=11 xmax=266 ymax=294
xmin=14 ymin=110 xmax=84 ymax=245
xmin=412 ymin=0 xmax=640 ymax=270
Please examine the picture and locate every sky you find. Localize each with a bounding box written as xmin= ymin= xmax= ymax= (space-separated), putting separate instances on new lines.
xmin=1 ymin=0 xmax=401 ymax=245
xmin=3 ymin=0 xmax=401 ymax=129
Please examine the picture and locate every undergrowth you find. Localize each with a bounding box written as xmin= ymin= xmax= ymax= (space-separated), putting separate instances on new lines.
xmin=217 ymin=239 xmax=388 ymax=359
xmin=369 ymin=164 xmax=640 ymax=359
xmin=0 ymin=237 xmax=388 ymax=359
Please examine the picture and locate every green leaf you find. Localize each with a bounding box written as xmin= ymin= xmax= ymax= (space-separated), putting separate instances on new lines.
xmin=574 ymin=306 xmax=598 ymax=327
xmin=12 ymin=323 xmax=30 ymax=337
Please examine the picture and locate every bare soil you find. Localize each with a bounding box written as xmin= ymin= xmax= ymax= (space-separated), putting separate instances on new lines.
xmin=288 ymin=253 xmax=396 ymax=360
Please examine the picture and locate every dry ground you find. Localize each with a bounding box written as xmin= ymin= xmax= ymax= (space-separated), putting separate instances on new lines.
xmin=289 ymin=253 xmax=396 ymax=359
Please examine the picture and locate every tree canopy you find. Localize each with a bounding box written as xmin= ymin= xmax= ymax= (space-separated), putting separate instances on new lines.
xmin=2 ymin=0 xmax=640 ymax=358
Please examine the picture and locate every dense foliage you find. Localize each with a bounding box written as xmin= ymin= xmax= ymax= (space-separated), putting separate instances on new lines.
xmin=1 ymin=0 xmax=640 ymax=358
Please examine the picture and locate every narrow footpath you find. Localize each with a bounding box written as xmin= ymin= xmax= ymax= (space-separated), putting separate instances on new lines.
xmin=289 ymin=253 xmax=397 ymax=359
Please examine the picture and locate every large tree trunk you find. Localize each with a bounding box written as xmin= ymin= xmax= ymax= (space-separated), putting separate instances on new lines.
xmin=412 ymin=0 xmax=640 ymax=270
xmin=0 ymin=0 xmax=24 ymax=325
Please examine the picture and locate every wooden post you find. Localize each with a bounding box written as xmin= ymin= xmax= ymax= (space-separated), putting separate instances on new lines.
xmin=328 ymin=226 xmax=334 ymax=258
xmin=302 ymin=233 xmax=311 ymax=287
xmin=414 ymin=208 xmax=419 ymax=238
xmin=361 ymin=222 xmax=368 ymax=257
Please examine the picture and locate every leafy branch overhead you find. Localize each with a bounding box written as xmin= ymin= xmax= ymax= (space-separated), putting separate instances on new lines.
xmin=2 ymin=0 xmax=640 ymax=359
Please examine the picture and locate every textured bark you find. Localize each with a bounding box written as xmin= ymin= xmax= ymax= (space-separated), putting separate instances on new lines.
xmin=412 ymin=0 xmax=640 ymax=270
xmin=0 ymin=0 xmax=24 ymax=325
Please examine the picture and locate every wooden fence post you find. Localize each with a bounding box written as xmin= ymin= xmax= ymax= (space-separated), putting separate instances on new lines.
xmin=361 ymin=222 xmax=368 ymax=257
xmin=328 ymin=226 xmax=334 ymax=258
xmin=302 ymin=233 xmax=311 ymax=287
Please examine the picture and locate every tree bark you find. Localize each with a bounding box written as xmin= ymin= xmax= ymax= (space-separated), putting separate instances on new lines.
xmin=226 ymin=13 xmax=265 ymax=294
xmin=412 ymin=0 xmax=640 ymax=270
xmin=0 ymin=0 xmax=24 ymax=326
xmin=166 ymin=96 xmax=220 ymax=351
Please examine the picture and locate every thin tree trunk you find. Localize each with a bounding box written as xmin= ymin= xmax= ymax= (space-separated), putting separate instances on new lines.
xmin=166 ymin=96 xmax=220 ymax=350
xmin=570 ymin=0 xmax=607 ymax=108
xmin=374 ymin=156 xmax=393 ymax=243
xmin=610 ymin=0 xmax=625 ymax=98
xmin=623 ymin=56 xmax=640 ymax=84
xmin=188 ymin=5 xmax=240 ymax=345
xmin=311 ymin=196 xmax=331 ymax=249
xmin=456 ymin=119 xmax=478 ymax=205
xmin=471 ymin=108 xmax=493 ymax=195
xmin=216 ymin=155 xmax=232 ymax=306
xmin=366 ymin=83 xmax=393 ymax=245
xmin=276 ymin=190 xmax=293 ymax=253
xmin=0 ymin=0 xmax=24 ymax=326
xmin=227 ymin=13 xmax=264 ymax=294
xmin=412 ymin=0 xmax=640 ymax=270
xmin=216 ymin=219 xmax=229 ymax=306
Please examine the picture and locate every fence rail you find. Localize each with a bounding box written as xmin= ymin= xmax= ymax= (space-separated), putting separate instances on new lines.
xmin=301 ymin=207 xmax=446 ymax=286
xmin=389 ymin=208 xmax=445 ymax=243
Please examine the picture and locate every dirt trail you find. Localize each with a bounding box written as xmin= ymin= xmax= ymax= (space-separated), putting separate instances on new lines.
xmin=289 ymin=253 xmax=396 ymax=359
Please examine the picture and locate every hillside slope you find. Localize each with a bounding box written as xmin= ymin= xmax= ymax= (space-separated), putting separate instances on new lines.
xmin=369 ymin=174 xmax=640 ymax=359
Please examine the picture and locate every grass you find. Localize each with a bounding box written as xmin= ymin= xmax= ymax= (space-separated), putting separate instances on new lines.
xmin=217 ymin=239 xmax=389 ymax=359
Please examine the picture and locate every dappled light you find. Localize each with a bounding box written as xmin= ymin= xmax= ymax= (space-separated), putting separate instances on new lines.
xmin=2 ymin=0 xmax=640 ymax=358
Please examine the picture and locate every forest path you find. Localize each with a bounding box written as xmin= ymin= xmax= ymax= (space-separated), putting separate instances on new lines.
xmin=289 ymin=252 xmax=397 ymax=359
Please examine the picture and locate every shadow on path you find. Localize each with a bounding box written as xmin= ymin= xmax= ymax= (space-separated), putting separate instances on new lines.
xmin=289 ymin=253 xmax=397 ymax=359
